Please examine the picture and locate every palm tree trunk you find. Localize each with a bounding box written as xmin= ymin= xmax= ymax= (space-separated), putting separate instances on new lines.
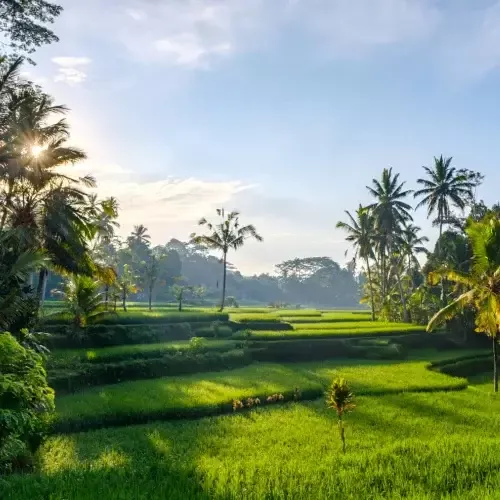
xmin=104 ymin=284 xmax=109 ymax=311
xmin=178 ymin=294 xmax=182 ymax=312
xmin=0 ymin=179 xmax=14 ymax=230
xmin=438 ymin=216 xmax=445 ymax=305
xmin=148 ymin=283 xmax=153 ymax=311
xmin=395 ymin=270 xmax=409 ymax=323
xmin=219 ymin=251 xmax=227 ymax=312
xmin=122 ymin=286 xmax=127 ymax=312
xmin=493 ymin=337 xmax=498 ymax=393
xmin=365 ymin=257 xmax=376 ymax=321
xmin=36 ymin=268 xmax=48 ymax=310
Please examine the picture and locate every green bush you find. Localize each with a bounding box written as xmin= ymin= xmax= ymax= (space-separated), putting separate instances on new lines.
xmin=0 ymin=333 xmax=55 ymax=474
xmin=49 ymin=350 xmax=252 ymax=393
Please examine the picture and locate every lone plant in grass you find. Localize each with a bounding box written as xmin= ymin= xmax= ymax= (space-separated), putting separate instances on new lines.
xmin=326 ymin=377 xmax=355 ymax=453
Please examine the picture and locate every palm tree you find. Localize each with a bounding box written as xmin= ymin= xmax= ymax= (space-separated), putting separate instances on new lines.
xmin=51 ymin=275 xmax=106 ymax=329
xmin=191 ymin=208 xmax=263 ymax=311
xmin=414 ymin=156 xmax=477 ymax=302
xmin=398 ymin=224 xmax=429 ymax=274
xmin=129 ymin=224 xmax=150 ymax=245
xmin=0 ymin=228 xmax=48 ymax=331
xmin=427 ymin=215 xmax=500 ymax=392
xmin=367 ymin=168 xmax=413 ymax=318
xmin=87 ymin=195 xmax=120 ymax=245
xmin=336 ymin=205 xmax=377 ymax=320
xmin=0 ymin=89 xmax=91 ymax=306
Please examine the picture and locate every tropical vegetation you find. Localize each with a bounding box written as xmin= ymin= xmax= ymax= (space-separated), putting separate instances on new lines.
xmin=3 ymin=3 xmax=500 ymax=498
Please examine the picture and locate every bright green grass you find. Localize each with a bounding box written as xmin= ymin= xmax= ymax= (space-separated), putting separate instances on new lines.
xmin=281 ymin=314 xmax=372 ymax=323
xmin=273 ymin=309 xmax=323 ymax=317
xmin=229 ymin=313 xmax=283 ymax=322
xmin=48 ymin=340 xmax=238 ymax=366
xmin=54 ymin=358 xmax=466 ymax=427
xmin=5 ymin=387 xmax=500 ymax=500
xmin=291 ymin=321 xmax=421 ymax=331
xmin=243 ymin=325 xmax=424 ymax=340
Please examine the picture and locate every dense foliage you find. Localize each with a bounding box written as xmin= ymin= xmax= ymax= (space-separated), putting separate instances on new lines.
xmin=0 ymin=332 xmax=54 ymax=473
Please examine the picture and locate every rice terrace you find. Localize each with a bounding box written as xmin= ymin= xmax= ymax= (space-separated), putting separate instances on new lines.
xmin=3 ymin=2 xmax=500 ymax=500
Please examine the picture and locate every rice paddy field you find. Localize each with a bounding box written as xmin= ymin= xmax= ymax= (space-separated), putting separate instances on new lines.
xmin=5 ymin=305 xmax=497 ymax=499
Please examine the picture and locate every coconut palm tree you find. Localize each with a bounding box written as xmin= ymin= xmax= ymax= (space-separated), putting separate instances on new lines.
xmin=414 ymin=156 xmax=477 ymax=302
xmin=336 ymin=205 xmax=377 ymax=320
xmin=0 ymin=228 xmax=48 ymax=331
xmin=191 ymin=208 xmax=263 ymax=311
xmin=0 ymin=90 xmax=91 ymax=306
xmin=427 ymin=215 xmax=500 ymax=392
xmin=129 ymin=224 xmax=150 ymax=245
xmin=51 ymin=274 xmax=106 ymax=329
xmin=398 ymin=224 xmax=429 ymax=274
xmin=367 ymin=168 xmax=413 ymax=315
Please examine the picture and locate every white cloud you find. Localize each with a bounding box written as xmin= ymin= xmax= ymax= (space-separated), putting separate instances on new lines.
xmin=154 ymin=34 xmax=232 ymax=68
xmin=52 ymin=56 xmax=92 ymax=67
xmin=54 ymin=67 xmax=88 ymax=84
xmin=125 ymin=8 xmax=147 ymax=21
xmin=439 ymin=1 xmax=500 ymax=81
xmin=108 ymin=0 xmax=278 ymax=68
xmin=52 ymin=56 xmax=92 ymax=85
xmin=291 ymin=0 xmax=440 ymax=55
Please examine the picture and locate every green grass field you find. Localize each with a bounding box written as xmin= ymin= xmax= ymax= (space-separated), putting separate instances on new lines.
xmin=4 ymin=379 xmax=500 ymax=500
xmin=14 ymin=305 xmax=496 ymax=499
xmin=239 ymin=325 xmax=424 ymax=340
xmin=53 ymin=357 xmax=466 ymax=431
xmin=48 ymin=340 xmax=239 ymax=366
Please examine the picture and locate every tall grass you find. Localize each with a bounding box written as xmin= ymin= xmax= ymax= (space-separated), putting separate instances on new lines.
xmin=5 ymin=386 xmax=500 ymax=499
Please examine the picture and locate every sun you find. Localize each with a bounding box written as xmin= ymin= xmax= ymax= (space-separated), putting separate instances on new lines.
xmin=31 ymin=144 xmax=47 ymax=158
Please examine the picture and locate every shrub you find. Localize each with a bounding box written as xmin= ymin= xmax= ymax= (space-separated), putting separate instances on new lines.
xmin=0 ymin=333 xmax=55 ymax=474
xmin=49 ymin=350 xmax=252 ymax=393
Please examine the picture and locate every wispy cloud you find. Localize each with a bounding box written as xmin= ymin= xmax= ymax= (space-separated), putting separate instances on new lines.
xmin=290 ymin=0 xmax=440 ymax=56
xmin=439 ymin=1 xmax=500 ymax=81
xmin=52 ymin=56 xmax=92 ymax=85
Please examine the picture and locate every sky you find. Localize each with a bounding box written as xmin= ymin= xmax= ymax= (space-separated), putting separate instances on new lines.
xmin=22 ymin=0 xmax=500 ymax=275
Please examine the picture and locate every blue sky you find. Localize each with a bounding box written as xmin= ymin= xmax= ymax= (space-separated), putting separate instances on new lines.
xmin=24 ymin=0 xmax=500 ymax=274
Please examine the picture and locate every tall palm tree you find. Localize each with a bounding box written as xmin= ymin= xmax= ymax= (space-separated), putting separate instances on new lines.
xmin=129 ymin=224 xmax=150 ymax=245
xmin=367 ymin=168 xmax=413 ymax=316
xmin=398 ymin=224 xmax=429 ymax=274
xmin=414 ymin=156 xmax=477 ymax=302
xmin=427 ymin=215 xmax=500 ymax=392
xmin=191 ymin=208 xmax=263 ymax=311
xmin=336 ymin=205 xmax=377 ymax=320
xmin=0 ymin=90 xmax=91 ymax=305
